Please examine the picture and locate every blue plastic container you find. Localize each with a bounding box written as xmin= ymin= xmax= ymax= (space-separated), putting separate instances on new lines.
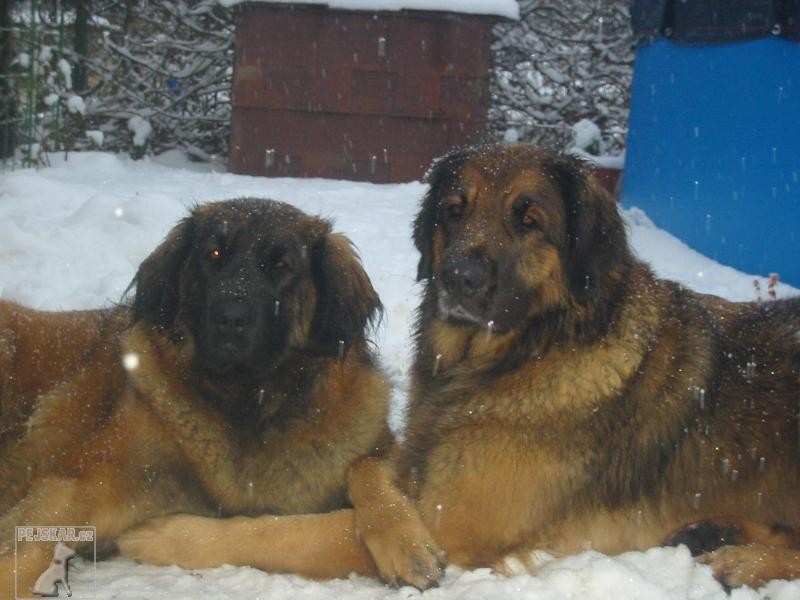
xmin=621 ymin=37 xmax=800 ymax=285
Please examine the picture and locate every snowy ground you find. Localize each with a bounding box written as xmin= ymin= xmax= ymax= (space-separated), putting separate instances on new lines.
xmin=1 ymin=151 xmax=798 ymax=599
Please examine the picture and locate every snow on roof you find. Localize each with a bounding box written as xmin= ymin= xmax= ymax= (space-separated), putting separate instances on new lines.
xmin=218 ymin=0 xmax=519 ymax=19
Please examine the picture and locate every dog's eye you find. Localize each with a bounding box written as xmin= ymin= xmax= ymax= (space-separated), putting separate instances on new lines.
xmin=514 ymin=196 xmax=541 ymax=232
xmin=261 ymin=248 xmax=289 ymax=274
xmin=443 ymin=195 xmax=466 ymax=223
xmin=520 ymin=213 xmax=538 ymax=230
xmin=208 ymin=247 xmax=223 ymax=260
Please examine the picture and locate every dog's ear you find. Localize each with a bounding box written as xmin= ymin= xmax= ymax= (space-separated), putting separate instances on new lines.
xmin=413 ymin=149 xmax=469 ymax=281
xmin=130 ymin=217 xmax=195 ymax=329
xmin=547 ymin=154 xmax=631 ymax=303
xmin=310 ymin=230 xmax=382 ymax=354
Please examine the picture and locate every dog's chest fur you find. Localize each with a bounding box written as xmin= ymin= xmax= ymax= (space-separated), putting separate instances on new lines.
xmin=402 ymin=268 xmax=712 ymax=502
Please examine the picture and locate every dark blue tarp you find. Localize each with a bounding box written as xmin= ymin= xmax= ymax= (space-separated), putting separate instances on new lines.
xmin=631 ymin=0 xmax=800 ymax=46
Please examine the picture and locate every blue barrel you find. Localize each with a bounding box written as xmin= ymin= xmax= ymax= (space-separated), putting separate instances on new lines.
xmin=622 ymin=2 xmax=800 ymax=285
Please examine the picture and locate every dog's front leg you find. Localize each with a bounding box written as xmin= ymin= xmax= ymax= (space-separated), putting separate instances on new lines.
xmin=118 ymin=509 xmax=378 ymax=580
xmin=346 ymin=456 xmax=444 ymax=589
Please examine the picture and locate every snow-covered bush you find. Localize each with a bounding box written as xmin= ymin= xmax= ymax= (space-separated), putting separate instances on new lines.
xmin=569 ymin=118 xmax=604 ymax=155
xmin=70 ymin=0 xmax=234 ymax=160
xmin=491 ymin=0 xmax=633 ymax=154
xmin=7 ymin=40 xmax=89 ymax=166
xmin=2 ymin=0 xmax=233 ymax=163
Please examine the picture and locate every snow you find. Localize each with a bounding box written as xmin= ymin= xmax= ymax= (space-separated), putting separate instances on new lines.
xmin=67 ymin=95 xmax=86 ymax=115
xmin=502 ymin=127 xmax=520 ymax=143
xmin=38 ymin=45 xmax=53 ymax=63
xmin=1 ymin=151 xmax=798 ymax=599
xmin=57 ymin=58 xmax=73 ymax=90
xmin=571 ymin=119 xmax=603 ymax=153
xmin=571 ymin=149 xmax=626 ymax=170
xmin=219 ymin=0 xmax=520 ymax=19
xmin=127 ymin=116 xmax=153 ymax=147
xmin=86 ymin=129 xmax=105 ymax=146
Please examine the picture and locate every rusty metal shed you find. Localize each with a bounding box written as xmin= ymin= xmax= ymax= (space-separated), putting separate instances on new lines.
xmin=228 ymin=1 xmax=514 ymax=182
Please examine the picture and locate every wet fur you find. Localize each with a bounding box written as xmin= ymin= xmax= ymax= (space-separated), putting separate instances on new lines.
xmin=119 ymin=146 xmax=800 ymax=590
xmin=0 ymin=199 xmax=390 ymax=597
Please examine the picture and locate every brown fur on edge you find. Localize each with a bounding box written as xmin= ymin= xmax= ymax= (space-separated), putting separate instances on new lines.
xmin=0 ymin=199 xmax=390 ymax=597
xmin=119 ymin=145 xmax=800 ymax=591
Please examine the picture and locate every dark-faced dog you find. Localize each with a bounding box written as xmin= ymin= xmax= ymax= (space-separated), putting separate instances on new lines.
xmin=119 ymin=146 xmax=800 ymax=591
xmin=0 ymin=198 xmax=391 ymax=597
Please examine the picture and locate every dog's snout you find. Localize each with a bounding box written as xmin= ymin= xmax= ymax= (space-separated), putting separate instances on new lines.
xmin=442 ymin=257 xmax=490 ymax=299
xmin=212 ymin=299 xmax=253 ymax=334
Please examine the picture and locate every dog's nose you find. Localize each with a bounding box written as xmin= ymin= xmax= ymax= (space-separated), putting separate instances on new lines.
xmin=442 ymin=257 xmax=490 ymax=299
xmin=212 ymin=300 xmax=253 ymax=335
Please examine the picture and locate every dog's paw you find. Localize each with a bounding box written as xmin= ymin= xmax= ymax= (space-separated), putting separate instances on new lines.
xmin=356 ymin=512 xmax=445 ymax=590
xmin=699 ymin=544 xmax=800 ymax=590
xmin=118 ymin=514 xmax=218 ymax=569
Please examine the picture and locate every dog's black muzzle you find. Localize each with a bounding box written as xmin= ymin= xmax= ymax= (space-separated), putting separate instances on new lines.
xmin=437 ymin=255 xmax=496 ymax=326
xmin=205 ymin=295 xmax=262 ymax=363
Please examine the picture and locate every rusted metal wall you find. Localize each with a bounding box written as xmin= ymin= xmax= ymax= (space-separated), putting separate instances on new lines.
xmin=229 ymin=3 xmax=495 ymax=182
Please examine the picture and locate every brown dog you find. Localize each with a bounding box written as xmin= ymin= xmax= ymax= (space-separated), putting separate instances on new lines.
xmin=118 ymin=146 xmax=800 ymax=590
xmin=0 ymin=198 xmax=390 ymax=597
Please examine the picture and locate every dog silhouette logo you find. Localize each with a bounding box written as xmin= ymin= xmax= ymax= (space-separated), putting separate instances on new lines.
xmin=31 ymin=542 xmax=76 ymax=597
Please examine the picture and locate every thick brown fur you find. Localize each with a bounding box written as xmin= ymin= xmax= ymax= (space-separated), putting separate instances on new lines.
xmin=0 ymin=199 xmax=390 ymax=597
xmin=119 ymin=145 xmax=800 ymax=591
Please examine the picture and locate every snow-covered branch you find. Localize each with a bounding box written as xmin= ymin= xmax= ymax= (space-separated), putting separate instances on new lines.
xmin=490 ymin=0 xmax=633 ymax=153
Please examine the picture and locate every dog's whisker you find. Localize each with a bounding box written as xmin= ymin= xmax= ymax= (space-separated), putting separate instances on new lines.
xmin=338 ymin=339 xmax=345 ymax=361
xmin=274 ymin=300 xmax=281 ymax=317
xmin=485 ymin=320 xmax=495 ymax=342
